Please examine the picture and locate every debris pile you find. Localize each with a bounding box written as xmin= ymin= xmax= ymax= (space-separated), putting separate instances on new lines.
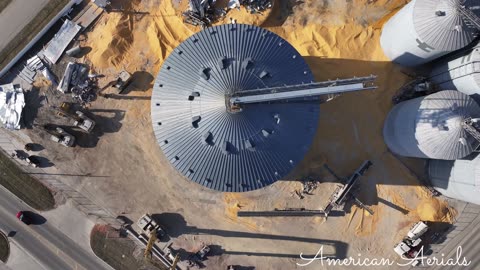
xmin=302 ymin=179 xmax=319 ymax=195
xmin=294 ymin=178 xmax=319 ymax=199
xmin=0 ymin=84 xmax=25 ymax=130
xmin=58 ymin=62 xmax=97 ymax=105
xmin=240 ymin=0 xmax=272 ymax=14
xmin=183 ymin=0 xmax=225 ymax=28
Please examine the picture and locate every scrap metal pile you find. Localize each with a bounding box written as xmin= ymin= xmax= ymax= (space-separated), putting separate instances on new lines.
xmin=237 ymin=0 xmax=272 ymax=14
xmin=182 ymin=0 xmax=272 ymax=28
xmin=58 ymin=62 xmax=97 ymax=105
xmin=183 ymin=0 xmax=218 ymax=28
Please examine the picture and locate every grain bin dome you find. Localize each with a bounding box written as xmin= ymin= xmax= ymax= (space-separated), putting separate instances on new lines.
xmin=151 ymin=24 xmax=319 ymax=192
xmin=430 ymin=42 xmax=480 ymax=95
xmin=383 ymin=90 xmax=480 ymax=160
xmin=380 ymin=0 xmax=480 ymax=67
xmin=428 ymin=156 xmax=480 ymax=205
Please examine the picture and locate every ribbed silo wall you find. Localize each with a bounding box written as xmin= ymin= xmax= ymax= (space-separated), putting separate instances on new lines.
xmin=429 ymin=158 xmax=480 ymax=205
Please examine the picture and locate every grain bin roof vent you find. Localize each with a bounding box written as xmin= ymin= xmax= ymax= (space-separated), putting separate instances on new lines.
xmin=218 ymin=56 xmax=229 ymax=69
xmin=221 ymin=141 xmax=230 ymax=155
xmin=242 ymin=58 xmax=254 ymax=70
xmin=259 ymin=70 xmax=270 ymax=79
xmin=201 ymin=68 xmax=211 ymax=80
xmin=203 ymin=131 xmax=213 ymax=145
xmin=188 ymin=91 xmax=200 ymax=101
xmin=192 ymin=116 xmax=201 ymax=128
xmin=245 ymin=139 xmax=255 ymax=151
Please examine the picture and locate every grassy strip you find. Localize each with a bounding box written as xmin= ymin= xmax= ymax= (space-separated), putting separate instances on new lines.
xmin=0 ymin=0 xmax=71 ymax=70
xmin=0 ymin=150 xmax=55 ymax=211
xmin=0 ymin=0 xmax=12 ymax=13
xmin=91 ymin=224 xmax=167 ymax=270
xmin=0 ymin=231 xmax=9 ymax=262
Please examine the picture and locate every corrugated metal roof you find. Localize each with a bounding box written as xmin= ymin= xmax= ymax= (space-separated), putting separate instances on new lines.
xmin=151 ymin=24 xmax=319 ymax=192
xmin=413 ymin=0 xmax=480 ymax=51
xmin=415 ymin=90 xmax=480 ymax=160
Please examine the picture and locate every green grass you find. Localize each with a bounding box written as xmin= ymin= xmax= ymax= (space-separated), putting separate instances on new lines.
xmin=0 ymin=0 xmax=71 ymax=71
xmin=0 ymin=231 xmax=9 ymax=262
xmin=0 ymin=0 xmax=12 ymax=13
xmin=0 ymin=150 xmax=55 ymax=211
xmin=91 ymin=225 xmax=167 ymax=270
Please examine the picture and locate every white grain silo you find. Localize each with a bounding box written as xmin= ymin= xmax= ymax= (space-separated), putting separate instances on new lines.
xmin=429 ymin=42 xmax=480 ymax=95
xmin=428 ymin=156 xmax=480 ymax=205
xmin=383 ymin=90 xmax=480 ymax=160
xmin=380 ymin=0 xmax=480 ymax=67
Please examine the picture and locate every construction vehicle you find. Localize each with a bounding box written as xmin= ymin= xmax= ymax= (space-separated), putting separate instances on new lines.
xmin=114 ymin=70 xmax=133 ymax=94
xmin=393 ymin=221 xmax=428 ymax=264
xmin=50 ymin=127 xmax=75 ymax=147
xmin=188 ymin=244 xmax=211 ymax=267
xmin=137 ymin=213 xmax=166 ymax=238
xmin=55 ymin=102 xmax=96 ymax=133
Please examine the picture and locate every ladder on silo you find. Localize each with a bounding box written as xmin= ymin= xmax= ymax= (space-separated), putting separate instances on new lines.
xmin=458 ymin=5 xmax=480 ymax=31
xmin=462 ymin=118 xmax=480 ymax=147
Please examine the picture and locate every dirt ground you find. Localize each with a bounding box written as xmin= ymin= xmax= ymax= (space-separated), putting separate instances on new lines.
xmin=17 ymin=0 xmax=459 ymax=269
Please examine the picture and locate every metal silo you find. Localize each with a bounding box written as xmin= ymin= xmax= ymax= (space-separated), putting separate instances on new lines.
xmin=151 ymin=24 xmax=376 ymax=192
xmin=380 ymin=0 xmax=480 ymax=67
xmin=383 ymin=90 xmax=480 ymax=160
xmin=428 ymin=156 xmax=480 ymax=205
xmin=429 ymin=42 xmax=480 ymax=95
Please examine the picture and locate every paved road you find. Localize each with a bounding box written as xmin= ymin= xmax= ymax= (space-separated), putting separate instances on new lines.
xmin=0 ymin=0 xmax=50 ymax=52
xmin=0 ymin=186 xmax=112 ymax=270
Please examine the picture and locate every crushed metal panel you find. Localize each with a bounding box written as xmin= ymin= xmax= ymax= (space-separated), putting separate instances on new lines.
xmin=43 ymin=20 xmax=82 ymax=64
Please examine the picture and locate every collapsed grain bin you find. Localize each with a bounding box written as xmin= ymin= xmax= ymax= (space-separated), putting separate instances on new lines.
xmin=428 ymin=156 xmax=480 ymax=205
xmin=151 ymin=24 xmax=376 ymax=192
xmin=429 ymin=42 xmax=480 ymax=96
xmin=380 ymin=0 xmax=480 ymax=67
xmin=383 ymin=90 xmax=480 ymax=160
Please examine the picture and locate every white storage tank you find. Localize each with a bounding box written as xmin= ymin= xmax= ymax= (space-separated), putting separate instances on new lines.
xmin=428 ymin=156 xmax=480 ymax=205
xmin=383 ymin=90 xmax=480 ymax=160
xmin=380 ymin=0 xmax=480 ymax=67
xmin=429 ymin=42 xmax=480 ymax=95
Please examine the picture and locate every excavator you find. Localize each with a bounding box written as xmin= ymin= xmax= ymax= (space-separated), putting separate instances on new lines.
xmin=54 ymin=102 xmax=96 ymax=133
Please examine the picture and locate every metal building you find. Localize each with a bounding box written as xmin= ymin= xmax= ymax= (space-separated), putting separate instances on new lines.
xmin=383 ymin=90 xmax=480 ymax=160
xmin=429 ymin=41 xmax=480 ymax=95
xmin=151 ymin=24 xmax=376 ymax=192
xmin=428 ymin=156 xmax=480 ymax=205
xmin=380 ymin=0 xmax=480 ymax=67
